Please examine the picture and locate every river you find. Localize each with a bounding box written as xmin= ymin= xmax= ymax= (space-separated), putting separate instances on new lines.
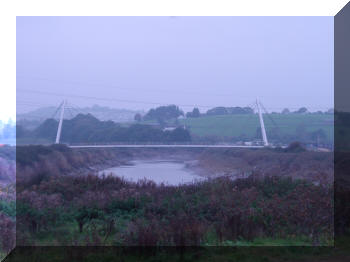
xmin=100 ymin=159 xmax=204 ymax=186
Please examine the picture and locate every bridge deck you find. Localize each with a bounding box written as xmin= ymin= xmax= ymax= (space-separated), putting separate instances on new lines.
xmin=69 ymin=144 xmax=266 ymax=149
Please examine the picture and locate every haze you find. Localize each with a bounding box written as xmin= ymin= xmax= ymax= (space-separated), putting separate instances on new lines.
xmin=16 ymin=16 xmax=334 ymax=114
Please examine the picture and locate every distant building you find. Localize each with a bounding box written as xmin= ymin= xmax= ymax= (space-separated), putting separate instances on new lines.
xmin=163 ymin=127 xmax=176 ymax=132
xmin=162 ymin=125 xmax=187 ymax=132
xmin=317 ymin=148 xmax=331 ymax=152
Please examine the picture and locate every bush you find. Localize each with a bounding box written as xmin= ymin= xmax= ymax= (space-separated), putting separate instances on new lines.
xmin=284 ymin=142 xmax=306 ymax=153
xmin=16 ymin=173 xmax=333 ymax=246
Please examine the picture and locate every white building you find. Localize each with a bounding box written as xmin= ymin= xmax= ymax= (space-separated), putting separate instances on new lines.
xmin=163 ymin=127 xmax=176 ymax=132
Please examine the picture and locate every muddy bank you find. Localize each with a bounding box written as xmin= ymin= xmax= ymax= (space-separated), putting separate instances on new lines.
xmin=88 ymin=147 xmax=333 ymax=185
xmin=16 ymin=145 xmax=334 ymax=187
xmin=191 ymin=148 xmax=334 ymax=184
xmin=83 ymin=148 xmax=203 ymax=175
xmin=16 ymin=146 xmax=206 ymax=188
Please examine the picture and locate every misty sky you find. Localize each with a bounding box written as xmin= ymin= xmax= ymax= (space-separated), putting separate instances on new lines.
xmin=17 ymin=16 xmax=333 ymax=114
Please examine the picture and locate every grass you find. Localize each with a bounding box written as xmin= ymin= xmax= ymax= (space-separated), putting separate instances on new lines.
xmin=133 ymin=113 xmax=334 ymax=142
xmin=0 ymin=200 xmax=16 ymax=217
xmin=219 ymin=238 xmax=313 ymax=246
xmin=203 ymin=232 xmax=333 ymax=246
xmin=178 ymin=114 xmax=334 ymax=141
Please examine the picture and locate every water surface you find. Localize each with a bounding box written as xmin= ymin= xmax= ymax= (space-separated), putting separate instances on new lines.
xmin=101 ymin=159 xmax=204 ymax=186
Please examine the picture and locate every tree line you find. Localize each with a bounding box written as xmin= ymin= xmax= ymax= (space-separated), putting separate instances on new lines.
xmin=135 ymin=105 xmax=334 ymax=121
xmin=17 ymin=113 xmax=191 ymax=144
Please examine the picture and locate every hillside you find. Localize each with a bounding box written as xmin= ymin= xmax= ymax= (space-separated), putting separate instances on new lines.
xmin=179 ymin=113 xmax=334 ymax=144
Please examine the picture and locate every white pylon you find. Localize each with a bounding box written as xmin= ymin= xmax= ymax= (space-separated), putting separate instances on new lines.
xmin=55 ymin=100 xmax=66 ymax=144
xmin=256 ymin=98 xmax=269 ymax=147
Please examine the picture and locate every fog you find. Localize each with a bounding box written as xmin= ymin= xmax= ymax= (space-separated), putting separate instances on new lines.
xmin=17 ymin=16 xmax=333 ymax=114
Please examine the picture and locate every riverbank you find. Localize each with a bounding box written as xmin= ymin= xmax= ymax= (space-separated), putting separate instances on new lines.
xmin=16 ymin=145 xmax=334 ymax=187
xmin=191 ymin=148 xmax=334 ymax=185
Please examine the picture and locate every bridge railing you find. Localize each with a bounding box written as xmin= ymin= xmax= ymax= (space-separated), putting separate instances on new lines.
xmin=68 ymin=141 xmax=217 ymax=146
xmin=66 ymin=141 xmax=268 ymax=147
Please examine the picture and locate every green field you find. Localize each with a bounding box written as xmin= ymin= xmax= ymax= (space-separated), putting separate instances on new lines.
xmin=178 ymin=114 xmax=334 ymax=142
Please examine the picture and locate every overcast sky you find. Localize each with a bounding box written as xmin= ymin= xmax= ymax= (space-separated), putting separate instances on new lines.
xmin=17 ymin=16 xmax=333 ymax=114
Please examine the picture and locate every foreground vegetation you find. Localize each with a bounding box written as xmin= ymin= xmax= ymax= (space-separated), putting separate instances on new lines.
xmin=13 ymin=145 xmax=335 ymax=248
xmin=16 ymin=173 xmax=333 ymax=246
xmin=2 ymin=144 xmax=348 ymax=261
xmin=14 ymin=145 xmax=334 ymax=247
xmin=0 ymin=146 xmax=16 ymax=259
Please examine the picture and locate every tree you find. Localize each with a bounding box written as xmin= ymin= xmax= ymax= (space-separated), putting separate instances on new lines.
xmin=186 ymin=108 xmax=200 ymax=118
xmin=295 ymin=107 xmax=308 ymax=114
xmin=282 ymin=108 xmax=290 ymax=114
xmin=206 ymin=107 xmax=228 ymax=116
xmin=192 ymin=108 xmax=200 ymax=118
xmin=206 ymin=106 xmax=253 ymax=116
xmin=164 ymin=127 xmax=191 ymax=142
xmin=284 ymin=141 xmax=306 ymax=153
xmin=143 ymin=105 xmax=184 ymax=122
xmin=227 ymin=107 xmax=254 ymax=114
xmin=134 ymin=113 xmax=142 ymax=122
xmin=255 ymin=127 xmax=262 ymax=139
xmin=186 ymin=112 xmax=193 ymax=118
xmin=74 ymin=207 xmax=100 ymax=233
xmin=157 ymin=118 xmax=166 ymax=127
xmin=29 ymin=113 xmax=193 ymax=144
xmin=309 ymin=129 xmax=327 ymax=144
xmin=16 ymin=125 xmax=32 ymax=139
xmin=326 ymin=108 xmax=334 ymax=114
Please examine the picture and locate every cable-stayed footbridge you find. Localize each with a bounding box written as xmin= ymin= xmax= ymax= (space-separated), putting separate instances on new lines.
xmin=52 ymin=98 xmax=272 ymax=149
